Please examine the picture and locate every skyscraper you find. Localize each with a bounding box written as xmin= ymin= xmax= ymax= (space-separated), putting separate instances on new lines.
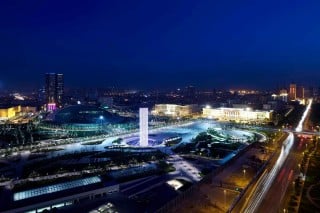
xmin=297 ymin=86 xmax=305 ymax=100
xmin=56 ymin=73 xmax=64 ymax=106
xmin=185 ymin=86 xmax=196 ymax=97
xmin=45 ymin=73 xmax=56 ymax=104
xmin=289 ymin=84 xmax=296 ymax=101
xmin=45 ymin=73 xmax=64 ymax=109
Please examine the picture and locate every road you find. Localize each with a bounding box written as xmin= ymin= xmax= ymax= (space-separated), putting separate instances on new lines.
xmin=233 ymin=133 xmax=294 ymax=213
xmin=256 ymin=99 xmax=313 ymax=213
xmin=166 ymin=141 xmax=272 ymax=213
xmin=233 ymin=99 xmax=313 ymax=213
xmin=296 ymin=99 xmax=312 ymax=132
xmin=256 ymin=137 xmax=306 ymax=213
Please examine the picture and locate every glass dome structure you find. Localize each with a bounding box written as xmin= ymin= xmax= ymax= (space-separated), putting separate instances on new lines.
xmin=52 ymin=105 xmax=123 ymax=124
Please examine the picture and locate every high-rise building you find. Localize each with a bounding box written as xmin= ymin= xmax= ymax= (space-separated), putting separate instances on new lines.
xmin=56 ymin=73 xmax=64 ymax=106
xmin=185 ymin=86 xmax=196 ymax=97
xmin=45 ymin=73 xmax=64 ymax=109
xmin=289 ymin=84 xmax=297 ymax=100
xmin=304 ymin=87 xmax=311 ymax=99
xmin=297 ymin=86 xmax=305 ymax=100
xmin=45 ymin=73 xmax=56 ymax=104
xmin=310 ymin=87 xmax=316 ymax=97
xmin=38 ymin=87 xmax=46 ymax=105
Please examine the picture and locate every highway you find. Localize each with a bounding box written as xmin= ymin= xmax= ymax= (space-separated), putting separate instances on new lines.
xmin=242 ymin=133 xmax=294 ymax=213
xmin=256 ymin=137 xmax=306 ymax=213
xmin=296 ymin=99 xmax=313 ymax=132
xmin=234 ymin=99 xmax=313 ymax=213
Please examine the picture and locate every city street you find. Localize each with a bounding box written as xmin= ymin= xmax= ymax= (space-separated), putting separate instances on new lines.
xmin=233 ymin=99 xmax=313 ymax=213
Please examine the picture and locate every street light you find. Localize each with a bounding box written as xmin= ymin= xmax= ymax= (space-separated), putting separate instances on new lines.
xmin=292 ymin=181 xmax=296 ymax=193
xmin=243 ymin=169 xmax=246 ymax=179
xmin=224 ymin=189 xmax=227 ymax=210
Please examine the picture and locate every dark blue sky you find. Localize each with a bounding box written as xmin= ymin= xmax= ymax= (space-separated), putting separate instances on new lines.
xmin=1 ymin=0 xmax=320 ymax=90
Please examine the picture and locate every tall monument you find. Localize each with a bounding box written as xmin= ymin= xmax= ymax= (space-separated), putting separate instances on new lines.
xmin=139 ymin=108 xmax=149 ymax=147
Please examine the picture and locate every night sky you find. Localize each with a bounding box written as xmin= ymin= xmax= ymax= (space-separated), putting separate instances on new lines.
xmin=1 ymin=0 xmax=320 ymax=90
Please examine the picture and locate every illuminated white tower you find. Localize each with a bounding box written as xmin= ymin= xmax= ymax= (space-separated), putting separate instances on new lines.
xmin=139 ymin=108 xmax=149 ymax=147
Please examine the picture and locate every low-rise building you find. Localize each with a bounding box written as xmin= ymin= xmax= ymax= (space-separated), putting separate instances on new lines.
xmin=203 ymin=106 xmax=271 ymax=123
xmin=0 ymin=106 xmax=21 ymax=120
xmin=152 ymin=104 xmax=199 ymax=117
xmin=21 ymin=106 xmax=37 ymax=114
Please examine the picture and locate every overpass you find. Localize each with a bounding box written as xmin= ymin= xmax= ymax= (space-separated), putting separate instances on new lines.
xmin=292 ymin=130 xmax=319 ymax=137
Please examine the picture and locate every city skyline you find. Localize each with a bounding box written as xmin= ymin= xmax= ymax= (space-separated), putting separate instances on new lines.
xmin=1 ymin=1 xmax=320 ymax=90
xmin=0 ymin=72 xmax=316 ymax=93
xmin=1 ymin=1 xmax=320 ymax=212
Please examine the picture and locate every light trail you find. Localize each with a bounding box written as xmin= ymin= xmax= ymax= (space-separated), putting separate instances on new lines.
xmin=243 ymin=133 xmax=294 ymax=213
xmin=296 ymin=99 xmax=313 ymax=132
xmin=238 ymin=100 xmax=313 ymax=212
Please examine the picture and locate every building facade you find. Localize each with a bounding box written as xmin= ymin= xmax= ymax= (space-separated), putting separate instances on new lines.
xmin=203 ymin=107 xmax=271 ymax=123
xmin=0 ymin=106 xmax=21 ymax=120
xmin=289 ymin=84 xmax=297 ymax=101
xmin=56 ymin=73 xmax=64 ymax=106
xmin=279 ymin=89 xmax=288 ymax=102
xmin=45 ymin=73 xmax=64 ymax=109
xmin=297 ymin=86 xmax=305 ymax=100
xmin=152 ymin=104 xmax=198 ymax=117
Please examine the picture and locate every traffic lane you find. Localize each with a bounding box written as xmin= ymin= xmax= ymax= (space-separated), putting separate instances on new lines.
xmin=234 ymin=133 xmax=295 ymax=213
xmin=256 ymin=137 xmax=303 ymax=213
xmin=243 ymin=133 xmax=294 ymax=213
xmin=232 ymin=146 xmax=282 ymax=213
xmin=256 ymin=158 xmax=296 ymax=213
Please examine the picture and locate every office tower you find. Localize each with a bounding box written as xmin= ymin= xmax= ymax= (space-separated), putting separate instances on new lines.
xmin=304 ymin=87 xmax=311 ymax=99
xmin=185 ymin=85 xmax=196 ymax=97
xmin=45 ymin=73 xmax=64 ymax=109
xmin=38 ymin=87 xmax=46 ymax=105
xmin=289 ymin=84 xmax=296 ymax=101
xmin=309 ymin=86 xmax=317 ymax=98
xmin=139 ymin=108 xmax=149 ymax=147
xmin=45 ymin=73 xmax=56 ymax=104
xmin=56 ymin=73 xmax=64 ymax=106
xmin=297 ymin=86 xmax=305 ymax=100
